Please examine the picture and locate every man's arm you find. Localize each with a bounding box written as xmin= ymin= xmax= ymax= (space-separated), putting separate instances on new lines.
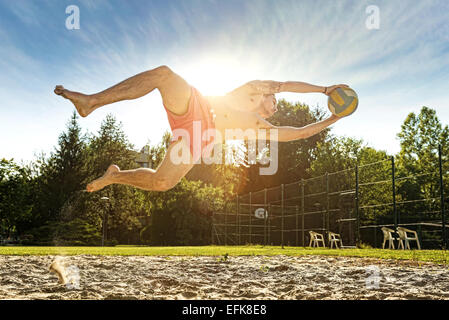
xmin=258 ymin=114 xmax=341 ymax=141
xmin=280 ymin=82 xmax=350 ymax=95
xmin=279 ymin=81 xmax=326 ymax=94
xmin=247 ymin=80 xmax=348 ymax=95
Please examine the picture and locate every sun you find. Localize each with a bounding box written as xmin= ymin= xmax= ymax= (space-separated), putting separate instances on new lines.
xmin=179 ymin=57 xmax=257 ymax=96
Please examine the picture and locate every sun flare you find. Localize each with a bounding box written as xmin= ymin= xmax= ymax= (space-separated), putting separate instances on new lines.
xmin=179 ymin=58 xmax=258 ymax=96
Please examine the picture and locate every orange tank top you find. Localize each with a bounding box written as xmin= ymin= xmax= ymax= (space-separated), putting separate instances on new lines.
xmin=163 ymin=86 xmax=216 ymax=163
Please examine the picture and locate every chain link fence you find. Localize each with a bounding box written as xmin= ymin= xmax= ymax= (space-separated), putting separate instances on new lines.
xmin=212 ymin=145 xmax=448 ymax=249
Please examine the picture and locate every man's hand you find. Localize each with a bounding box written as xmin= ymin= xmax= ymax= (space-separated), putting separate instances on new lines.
xmin=324 ymin=84 xmax=349 ymax=96
xmin=246 ymin=80 xmax=282 ymax=95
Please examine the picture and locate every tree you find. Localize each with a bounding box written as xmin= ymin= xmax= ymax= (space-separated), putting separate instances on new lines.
xmin=141 ymin=179 xmax=224 ymax=245
xmin=308 ymin=135 xmax=363 ymax=175
xmin=308 ymin=136 xmax=391 ymax=225
xmin=0 ymin=159 xmax=33 ymax=238
xmin=397 ymin=107 xmax=449 ymax=190
xmin=32 ymin=111 xmax=88 ymax=224
xmin=396 ymin=106 xmax=449 ymax=222
xmin=83 ymin=114 xmax=149 ymax=244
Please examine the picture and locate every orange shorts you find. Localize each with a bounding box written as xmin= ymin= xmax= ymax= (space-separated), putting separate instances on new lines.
xmin=163 ymin=86 xmax=216 ymax=163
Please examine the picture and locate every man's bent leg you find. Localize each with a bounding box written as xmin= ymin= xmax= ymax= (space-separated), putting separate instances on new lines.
xmin=86 ymin=140 xmax=194 ymax=192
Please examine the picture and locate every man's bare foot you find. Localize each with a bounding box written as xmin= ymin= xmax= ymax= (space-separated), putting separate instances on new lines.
xmin=54 ymin=85 xmax=95 ymax=117
xmin=49 ymin=258 xmax=67 ymax=285
xmin=87 ymin=165 xmax=120 ymax=192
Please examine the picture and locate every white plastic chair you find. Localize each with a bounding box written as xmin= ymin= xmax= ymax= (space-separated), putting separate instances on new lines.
xmin=328 ymin=231 xmax=343 ymax=249
xmin=309 ymin=231 xmax=326 ymax=247
xmin=381 ymin=227 xmax=396 ymax=249
xmin=397 ymin=227 xmax=421 ymax=250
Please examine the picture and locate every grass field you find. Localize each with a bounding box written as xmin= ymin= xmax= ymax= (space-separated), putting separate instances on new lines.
xmin=0 ymin=245 xmax=448 ymax=265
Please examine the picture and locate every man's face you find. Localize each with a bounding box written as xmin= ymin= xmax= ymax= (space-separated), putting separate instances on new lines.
xmin=258 ymin=94 xmax=278 ymax=118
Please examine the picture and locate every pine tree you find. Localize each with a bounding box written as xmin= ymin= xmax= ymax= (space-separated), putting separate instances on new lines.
xmin=34 ymin=111 xmax=88 ymax=222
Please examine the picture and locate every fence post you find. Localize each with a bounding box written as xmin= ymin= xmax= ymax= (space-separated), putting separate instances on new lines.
xmin=301 ymin=179 xmax=305 ymax=246
xmin=325 ymin=172 xmax=330 ymax=246
xmin=355 ymin=165 xmax=360 ymax=244
xmin=295 ymin=205 xmax=299 ymax=246
xmin=237 ymin=195 xmax=240 ymax=245
xmin=211 ymin=210 xmax=215 ymax=245
xmin=264 ymin=188 xmax=267 ymax=246
xmin=373 ymin=227 xmax=377 ymax=248
xmin=281 ymin=184 xmax=285 ymax=248
xmin=391 ymin=157 xmax=398 ymax=231
xmin=439 ymin=144 xmax=447 ymax=249
xmin=224 ymin=201 xmax=227 ymax=246
xmin=249 ymin=191 xmax=252 ymax=245
xmin=268 ymin=203 xmax=271 ymax=245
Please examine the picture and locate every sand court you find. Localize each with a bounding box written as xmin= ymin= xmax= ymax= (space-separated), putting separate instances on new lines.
xmin=1 ymin=255 xmax=448 ymax=300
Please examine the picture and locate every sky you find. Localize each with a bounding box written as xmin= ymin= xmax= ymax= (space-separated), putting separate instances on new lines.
xmin=1 ymin=0 xmax=449 ymax=163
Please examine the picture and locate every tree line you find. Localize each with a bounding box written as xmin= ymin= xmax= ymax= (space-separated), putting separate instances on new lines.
xmin=1 ymin=101 xmax=447 ymax=246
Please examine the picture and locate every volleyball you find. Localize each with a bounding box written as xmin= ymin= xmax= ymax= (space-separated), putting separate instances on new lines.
xmin=327 ymin=87 xmax=358 ymax=117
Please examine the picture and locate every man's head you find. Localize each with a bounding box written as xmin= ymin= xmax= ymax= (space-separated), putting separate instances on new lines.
xmin=257 ymin=94 xmax=278 ymax=118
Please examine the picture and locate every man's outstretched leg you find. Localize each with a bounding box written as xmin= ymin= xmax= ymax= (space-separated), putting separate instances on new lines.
xmin=87 ymin=139 xmax=194 ymax=192
xmin=54 ymin=65 xmax=192 ymax=117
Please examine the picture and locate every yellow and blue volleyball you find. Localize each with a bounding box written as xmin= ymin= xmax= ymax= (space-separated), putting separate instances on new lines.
xmin=327 ymin=87 xmax=358 ymax=117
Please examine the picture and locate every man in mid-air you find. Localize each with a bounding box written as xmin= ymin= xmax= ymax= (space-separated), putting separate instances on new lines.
xmin=54 ymin=65 xmax=349 ymax=192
